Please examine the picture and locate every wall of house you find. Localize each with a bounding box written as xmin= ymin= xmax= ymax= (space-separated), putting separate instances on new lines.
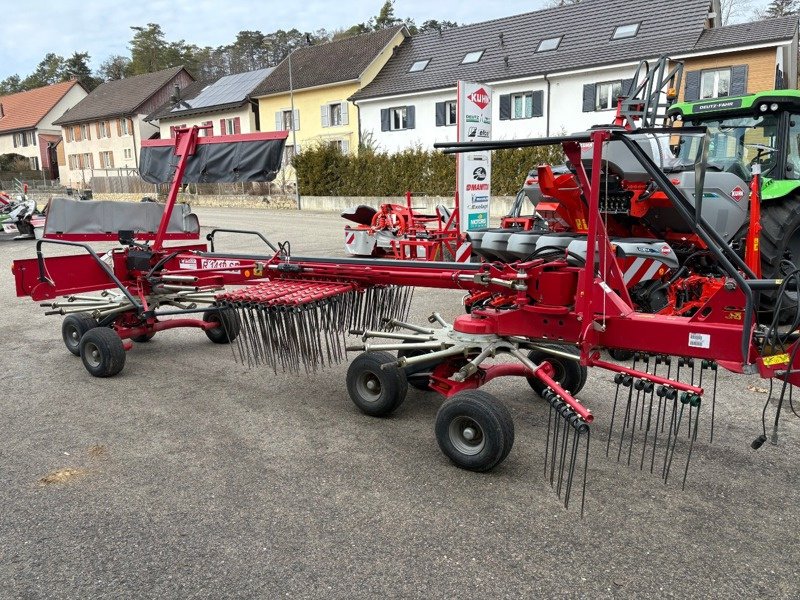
xmin=156 ymin=104 xmax=257 ymax=138
xmin=39 ymin=85 xmax=88 ymax=129
xmin=257 ymin=81 xmax=361 ymax=156
xmin=0 ymin=131 xmax=39 ymax=161
xmin=679 ymin=47 xmax=788 ymax=99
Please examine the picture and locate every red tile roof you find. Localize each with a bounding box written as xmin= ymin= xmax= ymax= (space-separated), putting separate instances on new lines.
xmin=0 ymin=80 xmax=82 ymax=134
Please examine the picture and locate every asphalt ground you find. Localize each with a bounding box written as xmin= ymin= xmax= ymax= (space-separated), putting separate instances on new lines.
xmin=0 ymin=207 xmax=798 ymax=599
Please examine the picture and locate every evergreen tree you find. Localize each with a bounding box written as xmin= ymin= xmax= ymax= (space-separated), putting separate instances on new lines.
xmin=64 ymin=52 xmax=100 ymax=90
xmin=0 ymin=75 xmax=22 ymax=95
xmin=765 ymin=0 xmax=798 ymax=17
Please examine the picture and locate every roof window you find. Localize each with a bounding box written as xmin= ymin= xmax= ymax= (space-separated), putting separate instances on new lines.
xmin=461 ymin=50 xmax=485 ymax=64
xmin=536 ymin=36 xmax=562 ymax=52
xmin=409 ymin=59 xmax=430 ymax=73
xmin=612 ymin=23 xmax=640 ymax=40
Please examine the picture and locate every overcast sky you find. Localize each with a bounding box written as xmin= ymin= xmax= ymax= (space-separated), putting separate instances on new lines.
xmin=0 ymin=0 xmax=771 ymax=80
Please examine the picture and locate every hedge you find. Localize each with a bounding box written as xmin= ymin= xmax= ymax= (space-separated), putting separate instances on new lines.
xmin=293 ymin=143 xmax=564 ymax=197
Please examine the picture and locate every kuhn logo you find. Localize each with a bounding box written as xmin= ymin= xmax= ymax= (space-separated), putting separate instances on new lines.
xmin=467 ymin=88 xmax=490 ymax=110
xmin=661 ymin=244 xmax=671 ymax=256
xmin=731 ymin=186 xmax=745 ymax=202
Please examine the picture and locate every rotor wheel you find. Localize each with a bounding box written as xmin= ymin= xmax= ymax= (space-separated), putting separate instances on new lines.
xmin=435 ymin=390 xmax=515 ymax=472
xmin=526 ymin=344 xmax=587 ymax=398
xmin=346 ymin=351 xmax=408 ymax=417
xmin=62 ymin=313 xmax=98 ymax=356
xmin=203 ymin=307 xmax=241 ymax=344
xmin=759 ymin=199 xmax=800 ymax=321
xmin=80 ymin=327 xmax=126 ymax=377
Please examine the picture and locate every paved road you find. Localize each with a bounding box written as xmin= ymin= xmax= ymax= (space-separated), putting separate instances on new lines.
xmin=0 ymin=207 xmax=798 ymax=599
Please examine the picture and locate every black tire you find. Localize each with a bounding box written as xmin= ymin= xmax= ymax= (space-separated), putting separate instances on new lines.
xmin=397 ymin=343 xmax=436 ymax=391
xmin=760 ymin=200 xmax=800 ymax=321
xmin=609 ymin=348 xmax=635 ymax=362
xmin=526 ymin=344 xmax=587 ymax=398
xmin=346 ymin=351 xmax=408 ymax=417
xmin=203 ymin=307 xmax=240 ymax=344
xmin=435 ymin=390 xmax=515 ymax=472
xmin=131 ymin=332 xmax=155 ymax=343
xmin=80 ymin=327 xmax=126 ymax=377
xmin=62 ymin=313 xmax=97 ymax=356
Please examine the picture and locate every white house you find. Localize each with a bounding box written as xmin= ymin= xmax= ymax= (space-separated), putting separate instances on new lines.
xmin=352 ymin=0 xmax=798 ymax=153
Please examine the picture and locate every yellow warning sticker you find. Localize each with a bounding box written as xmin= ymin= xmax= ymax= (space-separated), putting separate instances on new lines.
xmin=763 ymin=353 xmax=790 ymax=366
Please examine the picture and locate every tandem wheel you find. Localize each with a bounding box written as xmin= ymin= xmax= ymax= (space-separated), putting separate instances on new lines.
xmin=203 ymin=307 xmax=241 ymax=344
xmin=80 ymin=328 xmax=126 ymax=377
xmin=435 ymin=390 xmax=515 ymax=472
xmin=62 ymin=313 xmax=98 ymax=356
xmin=526 ymin=344 xmax=587 ymax=398
xmin=346 ymin=351 xmax=408 ymax=417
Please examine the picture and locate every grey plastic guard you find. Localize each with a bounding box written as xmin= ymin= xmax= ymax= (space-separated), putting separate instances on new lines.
xmin=44 ymin=198 xmax=199 ymax=236
xmin=139 ymin=137 xmax=286 ymax=184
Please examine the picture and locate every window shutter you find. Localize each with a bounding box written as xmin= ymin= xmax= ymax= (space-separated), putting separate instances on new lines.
xmin=109 ymin=152 xmax=114 ymax=168
xmin=321 ymin=104 xmax=329 ymax=127
xmin=275 ymin=111 xmax=282 ymax=131
xmin=170 ymin=125 xmax=176 ymax=138
xmin=532 ymin=91 xmax=544 ymax=117
xmin=406 ymin=105 xmax=416 ymax=129
xmin=380 ymin=108 xmax=390 ymax=132
xmin=499 ymin=94 xmax=511 ymax=120
xmin=293 ymin=109 xmax=300 ymax=131
xmin=75 ymin=126 xmax=81 ymax=142
xmin=435 ymin=101 xmax=446 ymax=126
xmin=116 ymin=119 xmax=121 ymax=136
xmin=219 ymin=119 xmax=226 ymax=134
xmin=582 ymin=84 xmax=596 ymax=112
xmin=342 ymin=139 xmax=350 ymax=154
xmin=684 ymin=70 xmax=701 ymax=101
xmin=730 ymin=65 xmax=748 ymax=96
xmin=341 ymin=102 xmax=349 ymax=126
xmin=95 ymin=123 xmax=100 ymax=138
xmin=234 ymin=117 xmax=241 ymax=134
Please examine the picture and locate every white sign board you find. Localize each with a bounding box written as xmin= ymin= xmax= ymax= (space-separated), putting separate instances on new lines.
xmin=457 ymin=81 xmax=492 ymax=232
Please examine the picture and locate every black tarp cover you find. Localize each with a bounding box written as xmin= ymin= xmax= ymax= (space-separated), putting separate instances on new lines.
xmin=139 ymin=137 xmax=286 ymax=184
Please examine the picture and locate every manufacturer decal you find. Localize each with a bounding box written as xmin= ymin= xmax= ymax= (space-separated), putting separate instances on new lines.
xmin=693 ymin=99 xmax=743 ymax=113
xmin=660 ymin=244 xmax=671 ymax=256
xmin=688 ymin=332 xmax=711 ymax=349
xmin=201 ymin=258 xmax=241 ymax=270
xmin=178 ymin=258 xmax=198 ymax=269
xmin=466 ymin=183 xmax=489 ymax=191
xmin=731 ymin=186 xmax=745 ymax=202
xmin=467 ymin=87 xmax=490 ymax=110
xmin=467 ymin=212 xmax=488 ymax=229
xmin=763 ymin=353 xmax=790 ymax=366
xmin=472 ymin=167 xmax=487 ymax=181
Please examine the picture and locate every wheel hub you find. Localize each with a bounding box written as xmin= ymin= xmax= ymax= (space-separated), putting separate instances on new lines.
xmin=449 ymin=416 xmax=485 ymax=455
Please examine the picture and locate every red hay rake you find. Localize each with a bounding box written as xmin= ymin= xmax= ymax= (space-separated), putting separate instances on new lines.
xmin=12 ymin=125 xmax=800 ymax=515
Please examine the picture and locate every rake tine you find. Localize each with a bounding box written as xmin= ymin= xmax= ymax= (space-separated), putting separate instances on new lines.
xmin=639 ymin=355 xmax=651 ymax=427
xmin=556 ymin=411 xmax=570 ymax=498
xmin=682 ymin=396 xmax=701 ymax=490
xmin=640 ymin=380 xmax=655 ymax=471
xmin=661 ymin=391 xmax=678 ymax=479
xmin=661 ymin=356 xmax=672 ymax=432
xmin=580 ymin=427 xmax=590 ymax=518
xmin=627 ymin=379 xmax=644 ymax=465
xmin=606 ymin=374 xmax=625 ymax=456
xmin=550 ymin=400 xmax=561 ymax=485
xmin=544 ymin=396 xmax=554 ymax=478
xmin=650 ymin=386 xmax=667 ymax=474
xmin=564 ymin=418 xmax=581 ymax=509
xmin=617 ymin=379 xmax=635 ymax=462
xmin=709 ymin=361 xmax=718 ymax=444
xmin=664 ymin=395 xmax=687 ymax=484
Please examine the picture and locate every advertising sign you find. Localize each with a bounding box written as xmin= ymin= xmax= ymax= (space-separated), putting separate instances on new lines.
xmin=457 ymin=81 xmax=492 ymax=232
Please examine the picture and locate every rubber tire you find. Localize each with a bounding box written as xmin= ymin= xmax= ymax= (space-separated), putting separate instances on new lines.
xmin=759 ymin=200 xmax=800 ymax=321
xmin=526 ymin=344 xmax=587 ymax=398
xmin=80 ymin=327 xmax=126 ymax=377
xmin=397 ymin=344 xmax=436 ymax=391
xmin=62 ymin=313 xmax=97 ymax=356
xmin=346 ymin=351 xmax=408 ymax=417
xmin=131 ymin=333 xmax=155 ymax=343
xmin=435 ymin=390 xmax=515 ymax=472
xmin=203 ymin=307 xmax=241 ymax=344
xmin=609 ymin=348 xmax=635 ymax=362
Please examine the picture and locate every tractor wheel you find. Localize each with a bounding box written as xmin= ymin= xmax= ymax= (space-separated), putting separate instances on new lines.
xmin=526 ymin=344 xmax=587 ymax=398
xmin=62 ymin=313 xmax=97 ymax=356
xmin=760 ymin=200 xmax=800 ymax=321
xmin=80 ymin=328 xmax=126 ymax=377
xmin=435 ymin=390 xmax=515 ymax=471
xmin=347 ymin=351 xmax=408 ymax=417
xmin=203 ymin=307 xmax=241 ymax=344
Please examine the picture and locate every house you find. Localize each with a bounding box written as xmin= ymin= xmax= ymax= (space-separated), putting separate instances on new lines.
xmin=253 ymin=25 xmax=409 ymax=170
xmin=350 ymin=0 xmax=799 ymax=153
xmin=54 ymin=66 xmax=195 ymax=189
xmin=146 ymin=68 xmax=274 ymax=138
xmin=0 ymin=80 xmax=87 ymax=178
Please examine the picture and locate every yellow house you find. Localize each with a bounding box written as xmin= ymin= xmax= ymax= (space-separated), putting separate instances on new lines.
xmin=253 ymin=26 xmax=408 ymax=177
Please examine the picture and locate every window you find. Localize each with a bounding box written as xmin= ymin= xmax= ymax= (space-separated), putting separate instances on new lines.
xmin=329 ymin=103 xmax=342 ymax=127
xmin=65 ymin=127 xmax=74 ymax=142
xmin=99 ymin=151 xmax=114 ymax=168
xmin=391 ymin=107 xmax=408 ymax=130
xmin=280 ymin=109 xmax=299 ymax=131
xmin=124 ymin=148 xmax=133 ymax=160
xmin=119 ymin=118 xmax=130 ymax=135
xmin=596 ymin=80 xmax=623 ymax=111
xmin=512 ymin=92 xmax=534 ymax=119
xmin=462 ymin=51 xmax=484 ymax=64
xmin=82 ymin=153 xmax=93 ymax=169
xmin=200 ymin=121 xmax=213 ymax=136
xmin=536 ymin=36 xmax=562 ymax=52
xmin=99 ymin=121 xmax=111 ymax=138
xmin=700 ymin=68 xmax=732 ymax=99
xmin=81 ymin=124 xmax=90 ymax=140
xmin=322 ymin=102 xmax=348 ymax=127
xmin=223 ymin=118 xmax=235 ymax=135
xmin=612 ymin=23 xmax=640 ymax=39
xmin=27 ymin=131 xmax=35 ymax=145
xmin=29 ymin=157 xmax=39 ymax=170
xmin=328 ymin=139 xmax=350 ymax=154
xmin=409 ymin=59 xmax=430 ymax=72
xmin=68 ymin=155 xmax=78 ymax=169
xmin=13 ymin=133 xmax=25 ymax=147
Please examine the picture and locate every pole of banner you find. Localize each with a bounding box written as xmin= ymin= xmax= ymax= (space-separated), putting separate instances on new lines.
xmin=288 ymin=49 xmax=301 ymax=211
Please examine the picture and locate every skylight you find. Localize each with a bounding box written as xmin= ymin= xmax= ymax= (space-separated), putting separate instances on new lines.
xmin=612 ymin=23 xmax=640 ymax=39
xmin=462 ymin=50 xmax=485 ymax=64
xmin=536 ymin=36 xmax=562 ymax=52
xmin=409 ymin=59 xmax=430 ymax=73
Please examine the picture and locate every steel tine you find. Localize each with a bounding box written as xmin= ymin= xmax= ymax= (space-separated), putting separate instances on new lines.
xmin=650 ymin=387 xmax=666 ymax=474
xmin=640 ymin=381 xmax=655 ymax=471
xmin=564 ymin=421 xmax=581 ymax=509
xmin=627 ymin=380 xmax=644 ymax=465
xmin=617 ymin=380 xmax=635 ymax=462
xmin=556 ymin=412 xmax=570 ymax=498
xmin=664 ymin=398 xmax=686 ymax=484
xmin=639 ymin=355 xmax=651 ymax=427
xmin=606 ymin=374 xmax=625 ymax=456
xmin=682 ymin=397 xmax=701 ymax=490
xmin=544 ymin=398 xmax=553 ymax=478
xmin=661 ymin=393 xmax=678 ymax=479
xmin=709 ymin=362 xmax=718 ymax=444
xmin=580 ymin=428 xmax=590 ymax=518
xmin=550 ymin=400 xmax=561 ymax=485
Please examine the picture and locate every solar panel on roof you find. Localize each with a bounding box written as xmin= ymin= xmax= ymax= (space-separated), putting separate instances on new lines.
xmin=171 ymin=68 xmax=272 ymax=113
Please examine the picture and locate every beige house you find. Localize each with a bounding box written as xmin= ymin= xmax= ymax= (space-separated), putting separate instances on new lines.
xmin=0 ymin=80 xmax=87 ymax=178
xmin=54 ymin=66 xmax=194 ymax=189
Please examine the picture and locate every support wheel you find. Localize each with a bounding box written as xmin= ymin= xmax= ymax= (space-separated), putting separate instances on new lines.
xmin=131 ymin=333 xmax=155 ymax=343
xmin=526 ymin=344 xmax=587 ymax=398
xmin=397 ymin=343 xmax=435 ymax=391
xmin=80 ymin=328 xmax=126 ymax=377
xmin=346 ymin=351 xmax=408 ymax=417
xmin=203 ymin=307 xmax=240 ymax=344
xmin=435 ymin=390 xmax=514 ymax=472
xmin=62 ymin=313 xmax=97 ymax=356
xmin=608 ymin=348 xmax=635 ymax=362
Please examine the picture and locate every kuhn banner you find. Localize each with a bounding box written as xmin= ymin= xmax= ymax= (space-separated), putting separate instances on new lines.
xmin=457 ymin=81 xmax=492 ymax=232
